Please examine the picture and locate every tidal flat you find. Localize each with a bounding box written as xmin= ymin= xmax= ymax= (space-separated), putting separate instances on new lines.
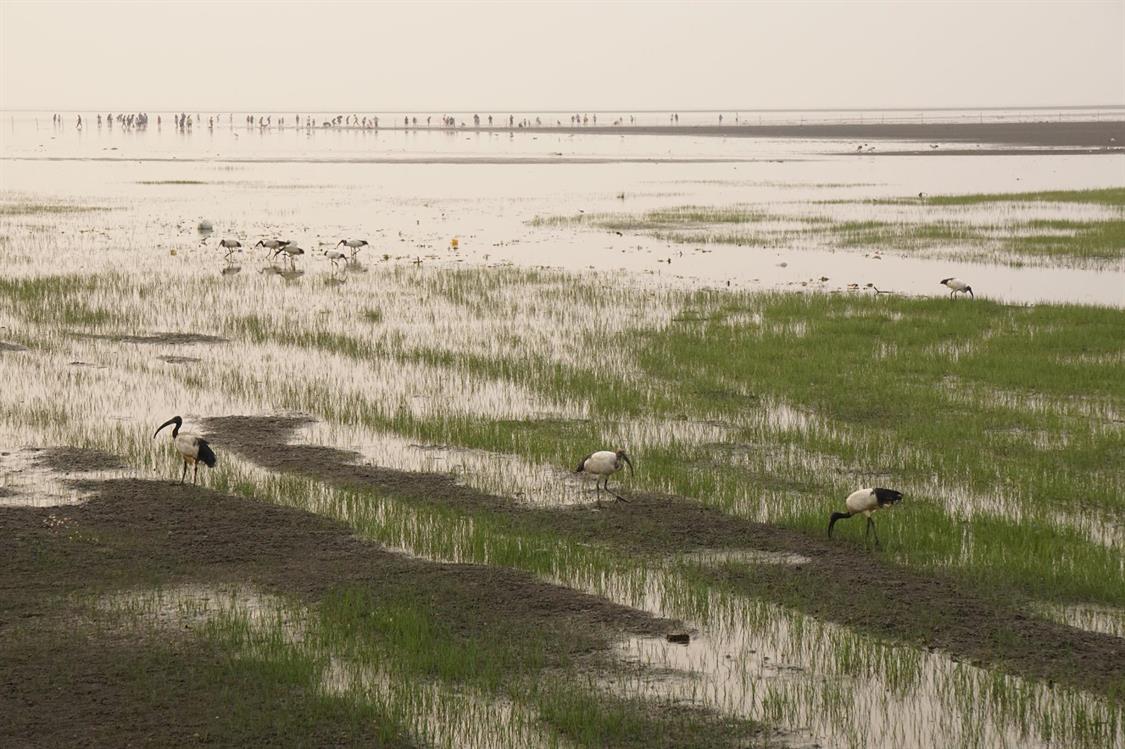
xmin=1 ymin=119 xmax=1122 ymax=747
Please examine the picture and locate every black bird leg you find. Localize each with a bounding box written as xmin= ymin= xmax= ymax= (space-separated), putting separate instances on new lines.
xmin=193 ymin=463 xmax=199 ymax=485
xmin=180 ymin=460 xmax=188 ymax=484
xmin=606 ymin=476 xmax=629 ymax=503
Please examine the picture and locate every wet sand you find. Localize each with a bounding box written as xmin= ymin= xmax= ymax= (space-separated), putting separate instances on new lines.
xmin=255 ymin=120 xmax=1125 ymax=149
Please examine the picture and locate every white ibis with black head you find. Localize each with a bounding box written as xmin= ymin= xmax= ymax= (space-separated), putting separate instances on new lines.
xmin=828 ymin=488 xmax=903 ymax=547
xmin=218 ymin=239 xmax=242 ymax=258
xmin=323 ymin=250 xmax=348 ymax=267
xmin=575 ymin=449 xmax=634 ymax=504
xmin=272 ymin=244 xmax=305 ymax=265
xmin=337 ymin=239 xmax=368 ymax=258
xmin=940 ymin=277 xmax=973 ymax=298
xmin=255 ymin=238 xmax=291 ymax=256
xmin=153 ymin=416 xmax=217 ymax=484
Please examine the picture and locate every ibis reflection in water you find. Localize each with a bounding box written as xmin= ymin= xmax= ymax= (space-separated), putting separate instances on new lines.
xmin=153 ymin=416 xmax=217 ymax=484
xmin=575 ymin=449 xmax=634 ymax=505
xmin=828 ymin=487 xmax=904 ymax=547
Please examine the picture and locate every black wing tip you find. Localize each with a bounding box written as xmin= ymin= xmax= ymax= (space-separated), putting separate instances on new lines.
xmin=873 ymin=487 xmax=903 ymax=505
xmin=197 ymin=440 xmax=218 ymax=468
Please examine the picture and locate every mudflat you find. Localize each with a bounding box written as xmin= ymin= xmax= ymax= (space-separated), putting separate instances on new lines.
xmin=484 ymin=120 xmax=1125 ymax=148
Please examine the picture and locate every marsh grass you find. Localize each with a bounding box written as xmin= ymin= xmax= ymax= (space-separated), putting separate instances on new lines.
xmin=530 ymin=188 xmax=1125 ymax=265
xmin=916 ymin=187 xmax=1125 ymax=207
xmin=2 ymin=256 xmax=1122 ymax=747
xmin=0 ymin=202 xmax=109 ymax=216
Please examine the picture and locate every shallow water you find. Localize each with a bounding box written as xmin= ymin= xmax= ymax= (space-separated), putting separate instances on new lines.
xmin=2 ymin=116 xmax=1122 ymax=306
xmin=2 ymin=111 xmax=1122 ymax=748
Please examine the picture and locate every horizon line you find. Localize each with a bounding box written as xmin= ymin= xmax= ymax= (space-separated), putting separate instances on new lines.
xmin=3 ymin=103 xmax=1125 ymax=114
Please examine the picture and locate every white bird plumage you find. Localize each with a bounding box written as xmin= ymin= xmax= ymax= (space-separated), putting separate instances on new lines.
xmin=256 ymin=238 xmax=291 ymax=254
xmin=940 ymin=277 xmax=974 ymax=298
xmin=153 ymin=415 xmax=217 ymax=484
xmin=337 ymin=238 xmax=369 ymax=257
xmin=575 ymin=449 xmax=634 ymax=504
xmin=828 ymin=487 xmax=903 ymax=547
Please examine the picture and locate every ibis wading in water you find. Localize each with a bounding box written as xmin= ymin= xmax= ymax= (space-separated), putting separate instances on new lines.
xmin=940 ymin=277 xmax=974 ymax=298
xmin=576 ymin=449 xmax=634 ymax=504
xmin=337 ymin=239 xmax=368 ymax=257
xmin=828 ymin=488 xmax=903 ymax=547
xmin=255 ymin=238 xmax=291 ymax=256
xmin=153 ymin=416 xmax=217 ymax=484
xmin=218 ymin=239 xmax=242 ymax=258
xmin=272 ymin=244 xmax=305 ymax=265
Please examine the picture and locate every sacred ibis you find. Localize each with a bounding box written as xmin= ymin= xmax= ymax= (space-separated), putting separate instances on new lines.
xmin=272 ymin=244 xmax=305 ymax=264
xmin=940 ymin=277 xmax=974 ymax=298
xmin=337 ymin=239 xmax=369 ymax=257
xmin=153 ymin=416 xmax=217 ymax=484
xmin=255 ymin=238 xmax=291 ymax=256
xmin=218 ymin=239 xmax=242 ymax=258
xmin=575 ymin=449 xmax=634 ymax=504
xmin=323 ymin=250 xmax=348 ymax=267
xmin=828 ymin=488 xmax=903 ymax=548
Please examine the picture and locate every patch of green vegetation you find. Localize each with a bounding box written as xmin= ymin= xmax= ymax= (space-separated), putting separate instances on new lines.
xmin=314 ymin=586 xmax=768 ymax=748
xmin=0 ymin=622 xmax=413 ymax=747
xmin=920 ymin=187 xmax=1125 ymax=207
xmin=1005 ymin=218 xmax=1125 ymax=261
xmin=530 ymin=204 xmax=768 ymax=232
xmin=0 ymin=202 xmax=108 ymax=216
xmin=137 ymin=180 xmax=208 ymax=185
xmin=0 ymin=274 xmax=121 ymax=327
xmin=531 ymin=188 xmax=1125 ymax=264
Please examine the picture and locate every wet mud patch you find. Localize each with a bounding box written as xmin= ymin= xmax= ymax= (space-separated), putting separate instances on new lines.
xmin=157 ymin=354 xmax=202 ymax=364
xmin=208 ymin=414 xmax=1125 ymax=699
xmin=0 ymin=619 xmax=415 ymax=749
xmin=32 ymin=446 xmax=128 ymax=474
xmin=79 ymin=331 xmax=228 ymax=345
xmin=0 ymin=478 xmax=774 ymax=748
xmin=0 ymin=341 xmax=29 ymax=352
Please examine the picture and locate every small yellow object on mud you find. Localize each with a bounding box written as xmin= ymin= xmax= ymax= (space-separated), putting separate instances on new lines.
xmin=450 ymin=237 xmax=459 ymax=250
xmin=170 ymin=249 xmax=177 ymax=256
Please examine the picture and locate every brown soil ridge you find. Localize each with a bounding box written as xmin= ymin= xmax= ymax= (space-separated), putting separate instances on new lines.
xmin=207 ymin=415 xmax=1125 ymax=701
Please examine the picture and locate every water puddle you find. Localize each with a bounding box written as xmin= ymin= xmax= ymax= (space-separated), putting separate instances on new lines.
xmin=679 ymin=549 xmax=811 ymax=566
xmin=1031 ymin=601 xmax=1125 ymax=640
xmin=0 ymin=445 xmax=132 ymax=507
xmin=590 ymin=569 xmax=1122 ymax=749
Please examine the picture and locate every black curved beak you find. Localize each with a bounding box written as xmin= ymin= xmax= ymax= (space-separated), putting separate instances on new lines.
xmin=622 ymin=453 xmax=634 ymax=476
xmin=153 ymin=416 xmax=179 ymax=439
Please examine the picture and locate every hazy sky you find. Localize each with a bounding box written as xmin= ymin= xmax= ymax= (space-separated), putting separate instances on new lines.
xmin=2 ymin=0 xmax=1122 ymax=111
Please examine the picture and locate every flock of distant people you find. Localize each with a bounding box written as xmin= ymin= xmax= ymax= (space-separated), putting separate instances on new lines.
xmin=49 ymin=111 xmax=725 ymax=133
